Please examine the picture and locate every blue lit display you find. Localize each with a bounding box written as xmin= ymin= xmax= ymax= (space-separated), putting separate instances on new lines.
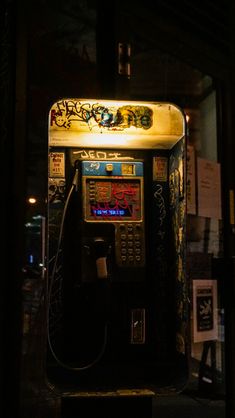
xmin=91 ymin=207 xmax=131 ymax=217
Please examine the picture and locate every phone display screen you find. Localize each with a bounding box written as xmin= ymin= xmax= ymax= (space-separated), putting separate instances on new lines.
xmin=85 ymin=179 xmax=142 ymax=221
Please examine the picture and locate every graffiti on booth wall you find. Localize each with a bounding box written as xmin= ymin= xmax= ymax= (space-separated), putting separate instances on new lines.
xmin=153 ymin=183 xmax=168 ymax=277
xmin=50 ymin=100 xmax=153 ymax=131
xmin=153 ymin=184 xmax=166 ymax=227
xmin=73 ymin=149 xmax=134 ymax=160
xmin=48 ymin=178 xmax=66 ymax=204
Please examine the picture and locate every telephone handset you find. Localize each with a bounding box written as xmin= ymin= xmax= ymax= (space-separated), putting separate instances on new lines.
xmin=81 ymin=160 xmax=145 ymax=282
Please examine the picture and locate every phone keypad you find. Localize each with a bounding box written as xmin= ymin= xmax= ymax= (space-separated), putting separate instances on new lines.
xmin=116 ymin=223 xmax=145 ymax=267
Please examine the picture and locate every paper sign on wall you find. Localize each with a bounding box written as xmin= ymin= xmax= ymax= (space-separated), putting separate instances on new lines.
xmin=49 ymin=152 xmax=65 ymax=178
xmin=197 ymin=158 xmax=222 ymax=219
xmin=193 ymin=279 xmax=218 ymax=343
xmin=153 ymin=156 xmax=168 ymax=181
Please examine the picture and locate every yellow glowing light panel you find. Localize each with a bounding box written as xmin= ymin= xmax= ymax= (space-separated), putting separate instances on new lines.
xmin=49 ymin=99 xmax=185 ymax=149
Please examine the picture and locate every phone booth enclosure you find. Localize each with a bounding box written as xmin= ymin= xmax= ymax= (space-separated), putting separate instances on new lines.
xmin=47 ymin=99 xmax=188 ymax=393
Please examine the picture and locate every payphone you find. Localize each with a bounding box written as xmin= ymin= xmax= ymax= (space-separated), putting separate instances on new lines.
xmin=47 ymin=99 xmax=188 ymax=392
xmin=80 ymin=160 xmax=145 ymax=277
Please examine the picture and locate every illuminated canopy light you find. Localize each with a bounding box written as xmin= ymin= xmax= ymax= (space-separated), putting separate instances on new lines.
xmin=49 ymin=99 xmax=185 ymax=150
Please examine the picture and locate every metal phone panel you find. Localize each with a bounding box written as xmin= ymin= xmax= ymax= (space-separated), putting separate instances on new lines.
xmin=82 ymin=161 xmax=145 ymax=267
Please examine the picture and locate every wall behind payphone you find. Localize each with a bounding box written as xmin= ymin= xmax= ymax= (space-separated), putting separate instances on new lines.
xmin=47 ymin=139 xmax=188 ymax=391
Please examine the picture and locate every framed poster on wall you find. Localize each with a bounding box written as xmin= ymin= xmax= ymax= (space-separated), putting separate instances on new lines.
xmin=192 ymin=279 xmax=218 ymax=343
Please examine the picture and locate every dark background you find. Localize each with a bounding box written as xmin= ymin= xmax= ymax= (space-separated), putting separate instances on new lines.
xmin=1 ymin=1 xmax=235 ymax=417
